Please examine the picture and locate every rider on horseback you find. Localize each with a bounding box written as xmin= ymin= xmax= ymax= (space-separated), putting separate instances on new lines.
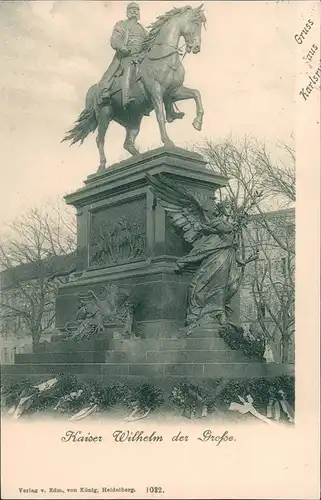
xmin=97 ymin=2 xmax=184 ymax=122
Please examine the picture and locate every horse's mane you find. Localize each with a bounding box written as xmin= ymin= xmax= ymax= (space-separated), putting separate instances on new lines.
xmin=142 ymin=6 xmax=193 ymax=53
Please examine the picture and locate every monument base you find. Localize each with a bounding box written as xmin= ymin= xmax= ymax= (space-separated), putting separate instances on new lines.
xmin=3 ymin=329 xmax=294 ymax=383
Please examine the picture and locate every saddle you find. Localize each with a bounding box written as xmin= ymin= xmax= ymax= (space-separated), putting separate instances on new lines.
xmin=116 ymin=67 xmax=142 ymax=94
xmin=100 ymin=63 xmax=146 ymax=107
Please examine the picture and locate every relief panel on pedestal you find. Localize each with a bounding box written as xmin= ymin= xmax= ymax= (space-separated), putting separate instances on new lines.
xmin=89 ymin=196 xmax=146 ymax=268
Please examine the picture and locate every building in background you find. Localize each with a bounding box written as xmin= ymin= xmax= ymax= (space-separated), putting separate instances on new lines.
xmin=0 ymin=253 xmax=75 ymax=363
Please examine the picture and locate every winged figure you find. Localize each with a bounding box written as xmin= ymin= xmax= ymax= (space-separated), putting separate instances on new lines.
xmin=146 ymin=173 xmax=258 ymax=335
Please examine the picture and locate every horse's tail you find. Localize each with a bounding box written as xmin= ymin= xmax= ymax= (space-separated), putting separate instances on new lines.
xmin=62 ymin=88 xmax=98 ymax=145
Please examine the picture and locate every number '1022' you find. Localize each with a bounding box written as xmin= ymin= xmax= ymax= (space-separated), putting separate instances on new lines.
xmin=146 ymin=486 xmax=164 ymax=493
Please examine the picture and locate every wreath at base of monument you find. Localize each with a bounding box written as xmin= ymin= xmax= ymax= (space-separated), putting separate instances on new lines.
xmin=219 ymin=323 xmax=266 ymax=360
xmin=1 ymin=374 xmax=294 ymax=424
xmin=169 ymin=382 xmax=217 ymax=419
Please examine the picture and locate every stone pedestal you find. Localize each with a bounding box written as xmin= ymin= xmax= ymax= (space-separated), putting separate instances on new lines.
xmin=3 ymin=147 xmax=294 ymax=386
xmin=55 ymin=146 xmax=229 ymax=338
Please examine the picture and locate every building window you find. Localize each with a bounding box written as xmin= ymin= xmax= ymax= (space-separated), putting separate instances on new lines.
xmin=4 ymin=347 xmax=8 ymax=363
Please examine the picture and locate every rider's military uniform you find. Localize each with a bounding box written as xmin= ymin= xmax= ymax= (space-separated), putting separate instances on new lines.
xmin=98 ymin=2 xmax=184 ymax=121
xmin=98 ymin=8 xmax=148 ymax=106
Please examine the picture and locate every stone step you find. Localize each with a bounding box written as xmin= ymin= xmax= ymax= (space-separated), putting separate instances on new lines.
xmin=1 ymin=362 xmax=294 ymax=380
xmin=113 ymin=337 xmax=228 ymax=351
xmin=144 ymin=350 xmax=251 ymax=363
xmin=110 ymin=337 xmax=229 ymax=352
xmin=15 ymin=347 xmax=254 ymax=365
xmin=33 ymin=337 xmax=228 ymax=354
xmin=1 ymin=362 xmax=286 ymax=379
xmin=33 ymin=339 xmax=111 ymax=354
xmin=178 ymin=328 xmax=221 ymax=338
xmin=15 ymin=352 xmax=106 ymax=365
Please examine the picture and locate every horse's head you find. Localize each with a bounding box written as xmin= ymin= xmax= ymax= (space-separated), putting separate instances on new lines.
xmin=182 ymin=5 xmax=206 ymax=54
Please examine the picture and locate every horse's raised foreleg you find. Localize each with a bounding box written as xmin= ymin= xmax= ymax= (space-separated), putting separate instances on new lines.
xmin=171 ymin=85 xmax=204 ymax=131
xmin=123 ymin=117 xmax=142 ymax=156
xmin=146 ymin=82 xmax=174 ymax=147
xmin=96 ymin=105 xmax=112 ymax=172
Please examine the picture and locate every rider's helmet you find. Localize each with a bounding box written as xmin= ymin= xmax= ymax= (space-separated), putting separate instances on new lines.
xmin=127 ymin=2 xmax=140 ymax=18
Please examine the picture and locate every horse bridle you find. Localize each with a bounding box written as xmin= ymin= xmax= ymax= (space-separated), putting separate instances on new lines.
xmin=146 ymin=42 xmax=187 ymax=61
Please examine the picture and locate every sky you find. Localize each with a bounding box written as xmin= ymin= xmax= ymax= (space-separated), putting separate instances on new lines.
xmin=0 ymin=0 xmax=305 ymax=225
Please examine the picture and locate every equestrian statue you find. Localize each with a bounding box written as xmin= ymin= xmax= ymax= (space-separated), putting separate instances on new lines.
xmin=63 ymin=3 xmax=206 ymax=172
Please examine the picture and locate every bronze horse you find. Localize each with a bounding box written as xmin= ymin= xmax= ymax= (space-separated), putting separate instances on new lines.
xmin=63 ymin=5 xmax=206 ymax=172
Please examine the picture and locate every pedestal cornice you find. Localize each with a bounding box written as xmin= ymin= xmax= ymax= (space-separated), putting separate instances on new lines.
xmin=64 ymin=146 xmax=228 ymax=208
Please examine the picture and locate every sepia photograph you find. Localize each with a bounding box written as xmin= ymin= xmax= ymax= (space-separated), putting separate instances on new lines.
xmin=0 ymin=0 xmax=319 ymax=498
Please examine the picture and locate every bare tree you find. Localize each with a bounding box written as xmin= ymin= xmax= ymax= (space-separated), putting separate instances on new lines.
xmin=242 ymin=214 xmax=295 ymax=362
xmin=0 ymin=200 xmax=77 ymax=345
xmin=256 ymin=141 xmax=295 ymax=203
xmin=199 ymin=135 xmax=295 ymax=362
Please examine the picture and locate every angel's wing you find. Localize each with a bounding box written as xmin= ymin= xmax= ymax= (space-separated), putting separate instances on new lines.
xmin=146 ymin=173 xmax=208 ymax=243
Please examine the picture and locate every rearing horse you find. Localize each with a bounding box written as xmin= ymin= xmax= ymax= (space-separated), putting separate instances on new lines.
xmin=63 ymin=5 xmax=206 ymax=172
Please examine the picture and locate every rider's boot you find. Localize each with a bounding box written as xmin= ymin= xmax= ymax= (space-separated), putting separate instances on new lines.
xmin=166 ymin=110 xmax=185 ymax=122
xmin=165 ymin=102 xmax=185 ymax=122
